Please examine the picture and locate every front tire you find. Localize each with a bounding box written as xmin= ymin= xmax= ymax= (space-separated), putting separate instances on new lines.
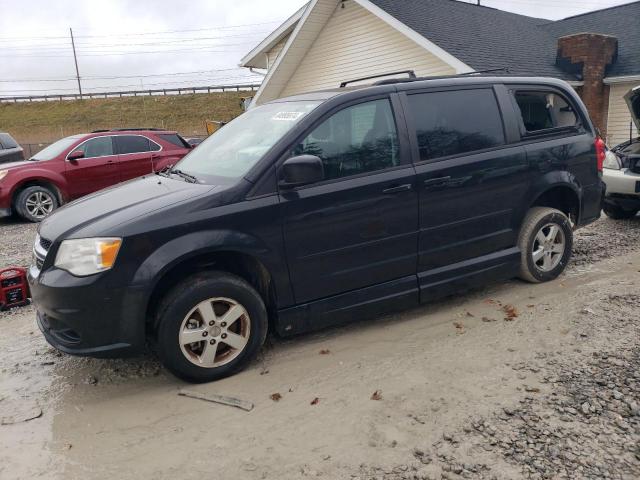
xmin=602 ymin=203 xmax=638 ymax=220
xmin=518 ymin=207 xmax=573 ymax=283
xmin=15 ymin=186 xmax=58 ymax=222
xmin=156 ymin=271 xmax=268 ymax=383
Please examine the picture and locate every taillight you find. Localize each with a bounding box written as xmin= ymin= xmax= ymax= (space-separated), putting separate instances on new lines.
xmin=595 ymin=137 xmax=606 ymax=173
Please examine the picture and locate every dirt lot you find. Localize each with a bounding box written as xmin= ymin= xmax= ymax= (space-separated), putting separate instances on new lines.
xmin=1 ymin=216 xmax=639 ymax=480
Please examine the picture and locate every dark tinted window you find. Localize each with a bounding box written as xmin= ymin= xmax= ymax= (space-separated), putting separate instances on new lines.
xmin=0 ymin=133 xmax=18 ymax=149
xmin=514 ymin=91 xmax=578 ymax=132
xmin=72 ymin=136 xmax=113 ymax=159
xmin=294 ymin=99 xmax=399 ymax=181
xmin=116 ymin=135 xmax=152 ymax=154
xmin=158 ymin=133 xmax=189 ymax=148
xmin=407 ymin=89 xmax=505 ymax=161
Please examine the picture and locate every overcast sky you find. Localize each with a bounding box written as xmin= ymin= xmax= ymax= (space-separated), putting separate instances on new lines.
xmin=0 ymin=0 xmax=634 ymax=97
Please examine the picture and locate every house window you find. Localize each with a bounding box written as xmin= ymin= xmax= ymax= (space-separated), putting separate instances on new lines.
xmin=295 ymin=99 xmax=399 ymax=181
xmin=406 ymin=89 xmax=505 ymax=162
xmin=513 ymin=91 xmax=579 ymax=133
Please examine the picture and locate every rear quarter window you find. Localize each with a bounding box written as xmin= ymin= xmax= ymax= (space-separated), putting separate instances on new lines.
xmin=406 ymin=89 xmax=505 ymax=162
xmin=157 ymin=133 xmax=190 ymax=149
xmin=512 ymin=91 xmax=579 ymax=133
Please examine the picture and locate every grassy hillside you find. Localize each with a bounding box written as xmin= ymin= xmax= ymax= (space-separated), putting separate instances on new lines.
xmin=0 ymin=91 xmax=248 ymax=146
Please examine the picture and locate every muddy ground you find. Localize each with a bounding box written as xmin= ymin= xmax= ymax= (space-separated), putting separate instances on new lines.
xmin=0 ymin=216 xmax=639 ymax=480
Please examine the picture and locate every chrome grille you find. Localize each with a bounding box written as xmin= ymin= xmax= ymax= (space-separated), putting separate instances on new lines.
xmin=31 ymin=234 xmax=49 ymax=277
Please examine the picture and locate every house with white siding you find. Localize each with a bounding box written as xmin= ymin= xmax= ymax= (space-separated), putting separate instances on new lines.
xmin=240 ymin=0 xmax=640 ymax=146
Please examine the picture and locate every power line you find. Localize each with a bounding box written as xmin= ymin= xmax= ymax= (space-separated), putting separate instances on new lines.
xmin=1 ymin=31 xmax=273 ymax=51
xmin=0 ymin=19 xmax=283 ymax=41
xmin=0 ymin=68 xmax=253 ymax=83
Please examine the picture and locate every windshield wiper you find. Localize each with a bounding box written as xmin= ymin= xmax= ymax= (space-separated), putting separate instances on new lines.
xmin=156 ymin=164 xmax=173 ymax=177
xmin=170 ymin=168 xmax=198 ymax=183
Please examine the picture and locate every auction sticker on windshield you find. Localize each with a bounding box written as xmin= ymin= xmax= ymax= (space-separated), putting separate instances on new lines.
xmin=272 ymin=111 xmax=305 ymax=121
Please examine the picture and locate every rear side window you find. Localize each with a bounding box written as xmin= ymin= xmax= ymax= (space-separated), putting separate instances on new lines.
xmin=406 ymin=89 xmax=505 ymax=162
xmin=294 ymin=98 xmax=400 ymax=181
xmin=157 ymin=133 xmax=189 ymax=149
xmin=0 ymin=133 xmax=18 ymax=149
xmin=513 ymin=91 xmax=579 ymax=133
xmin=115 ymin=135 xmax=156 ymax=154
xmin=73 ymin=136 xmax=114 ymax=158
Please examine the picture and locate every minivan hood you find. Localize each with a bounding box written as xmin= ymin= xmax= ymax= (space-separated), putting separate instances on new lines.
xmin=39 ymin=175 xmax=216 ymax=241
xmin=624 ymin=85 xmax=640 ymax=133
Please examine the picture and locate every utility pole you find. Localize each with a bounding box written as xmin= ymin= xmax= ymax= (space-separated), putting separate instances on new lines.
xmin=69 ymin=27 xmax=82 ymax=96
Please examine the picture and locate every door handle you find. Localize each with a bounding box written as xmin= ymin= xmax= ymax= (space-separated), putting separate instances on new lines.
xmin=382 ymin=184 xmax=412 ymax=194
xmin=423 ymin=176 xmax=451 ymax=188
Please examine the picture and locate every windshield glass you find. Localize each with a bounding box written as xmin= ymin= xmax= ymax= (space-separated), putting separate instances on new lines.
xmin=31 ymin=135 xmax=83 ymax=161
xmin=174 ymin=101 xmax=321 ymax=182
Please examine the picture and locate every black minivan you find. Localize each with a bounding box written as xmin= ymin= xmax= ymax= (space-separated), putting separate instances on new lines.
xmin=29 ymin=75 xmax=604 ymax=382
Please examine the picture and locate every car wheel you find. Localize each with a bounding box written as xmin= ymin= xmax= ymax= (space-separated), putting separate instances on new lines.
xmin=602 ymin=203 xmax=638 ymax=220
xmin=15 ymin=186 xmax=58 ymax=222
xmin=518 ymin=207 xmax=573 ymax=284
xmin=156 ymin=271 xmax=268 ymax=383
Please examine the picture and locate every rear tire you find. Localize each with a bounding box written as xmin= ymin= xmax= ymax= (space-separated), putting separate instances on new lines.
xmin=15 ymin=186 xmax=58 ymax=222
xmin=518 ymin=207 xmax=573 ymax=284
xmin=155 ymin=271 xmax=268 ymax=383
xmin=602 ymin=203 xmax=638 ymax=220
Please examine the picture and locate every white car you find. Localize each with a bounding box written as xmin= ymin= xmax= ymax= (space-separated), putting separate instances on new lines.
xmin=602 ymin=86 xmax=640 ymax=219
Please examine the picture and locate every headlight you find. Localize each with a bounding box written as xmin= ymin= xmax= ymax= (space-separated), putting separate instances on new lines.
xmin=0 ymin=170 xmax=7 ymax=181
xmin=54 ymin=238 xmax=122 ymax=276
xmin=603 ymin=151 xmax=621 ymax=170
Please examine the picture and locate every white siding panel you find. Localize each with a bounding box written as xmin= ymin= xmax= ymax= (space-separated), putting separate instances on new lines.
xmin=280 ymin=0 xmax=455 ymax=97
xmin=266 ymin=36 xmax=290 ymax=69
xmin=607 ymin=82 xmax=638 ymax=146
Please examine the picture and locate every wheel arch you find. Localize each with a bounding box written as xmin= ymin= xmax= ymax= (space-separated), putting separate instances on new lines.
xmin=11 ymin=176 xmax=66 ymax=209
xmin=527 ymin=173 xmax=582 ymax=225
xmin=136 ymin=231 xmax=282 ymax=335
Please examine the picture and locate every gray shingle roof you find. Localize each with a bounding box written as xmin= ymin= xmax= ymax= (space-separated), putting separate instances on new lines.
xmin=369 ymin=0 xmax=640 ymax=79
xmin=540 ymin=1 xmax=640 ymax=77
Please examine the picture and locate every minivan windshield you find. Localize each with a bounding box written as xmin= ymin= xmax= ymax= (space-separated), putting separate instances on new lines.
xmin=31 ymin=135 xmax=83 ymax=161
xmin=174 ymin=101 xmax=321 ymax=182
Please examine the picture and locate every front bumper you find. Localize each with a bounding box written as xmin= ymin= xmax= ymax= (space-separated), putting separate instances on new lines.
xmin=29 ymin=267 xmax=147 ymax=358
xmin=0 ymin=208 xmax=11 ymax=219
xmin=602 ymin=168 xmax=640 ymax=196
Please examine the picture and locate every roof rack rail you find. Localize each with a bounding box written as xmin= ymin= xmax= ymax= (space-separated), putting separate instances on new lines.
xmin=339 ymin=70 xmax=416 ymax=88
xmin=91 ymin=129 xmax=110 ymax=133
xmin=372 ymin=67 xmax=510 ymax=86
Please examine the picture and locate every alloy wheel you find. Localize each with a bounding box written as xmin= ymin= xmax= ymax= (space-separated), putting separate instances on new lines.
xmin=178 ymin=297 xmax=251 ymax=368
xmin=25 ymin=191 xmax=54 ymax=219
xmin=531 ymin=222 xmax=565 ymax=272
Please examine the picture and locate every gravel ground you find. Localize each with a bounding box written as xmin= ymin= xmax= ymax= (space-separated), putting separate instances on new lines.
xmin=356 ymin=289 xmax=640 ymax=480
xmin=0 ymin=218 xmax=37 ymax=270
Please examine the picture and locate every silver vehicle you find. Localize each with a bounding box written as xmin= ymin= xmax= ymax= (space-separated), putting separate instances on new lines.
xmin=602 ymin=86 xmax=640 ymax=219
xmin=0 ymin=132 xmax=24 ymax=164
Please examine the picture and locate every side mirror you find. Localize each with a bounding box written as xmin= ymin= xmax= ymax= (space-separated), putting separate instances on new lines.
xmin=280 ymin=155 xmax=324 ymax=188
xmin=67 ymin=150 xmax=85 ymax=161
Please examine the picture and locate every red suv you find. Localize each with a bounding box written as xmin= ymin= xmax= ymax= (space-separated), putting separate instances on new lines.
xmin=0 ymin=129 xmax=191 ymax=222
